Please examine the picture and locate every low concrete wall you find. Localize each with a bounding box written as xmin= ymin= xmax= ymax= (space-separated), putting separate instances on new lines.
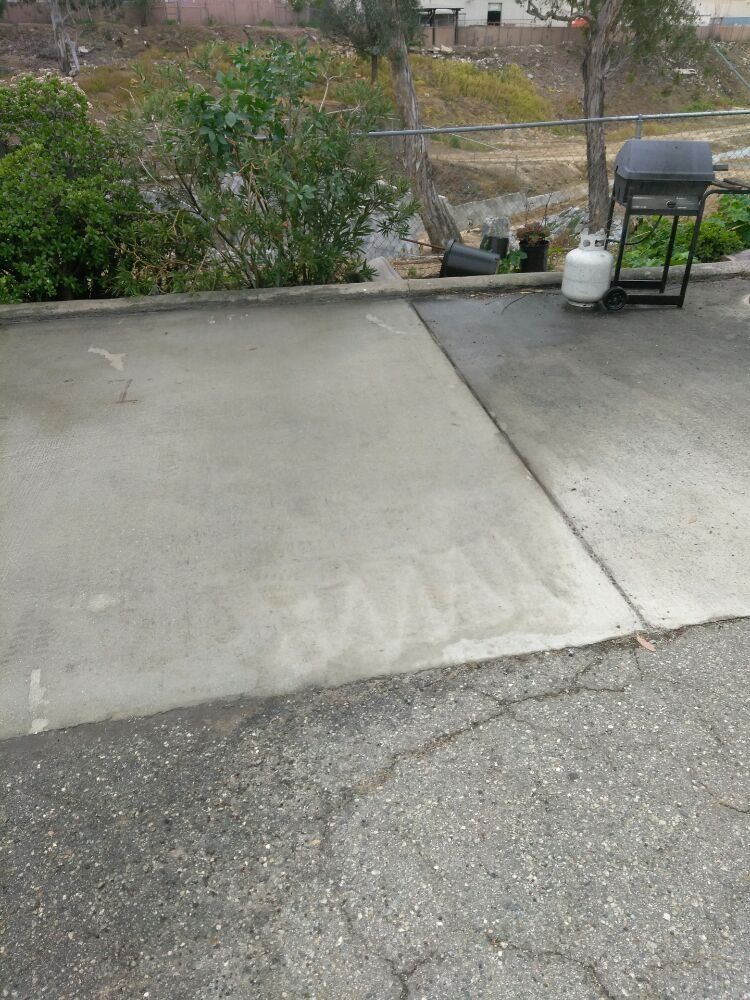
xmin=449 ymin=185 xmax=587 ymax=232
xmin=1 ymin=261 xmax=746 ymax=325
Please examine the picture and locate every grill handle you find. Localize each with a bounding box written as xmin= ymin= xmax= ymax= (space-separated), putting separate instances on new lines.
xmin=713 ymin=163 xmax=730 ymax=172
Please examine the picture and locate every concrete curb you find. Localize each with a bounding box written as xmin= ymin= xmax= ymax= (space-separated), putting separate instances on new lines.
xmin=0 ymin=260 xmax=748 ymax=325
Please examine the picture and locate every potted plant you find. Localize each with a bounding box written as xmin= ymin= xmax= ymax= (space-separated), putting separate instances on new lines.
xmin=516 ymin=221 xmax=551 ymax=273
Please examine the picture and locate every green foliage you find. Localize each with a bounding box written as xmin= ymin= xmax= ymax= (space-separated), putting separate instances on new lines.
xmin=410 ymin=59 xmax=550 ymax=122
xmin=332 ymin=77 xmax=394 ymax=124
xmin=0 ymin=74 xmax=99 ymax=157
xmin=716 ymin=193 xmax=750 ymax=248
xmin=124 ymin=41 xmax=416 ymax=289
xmin=523 ymin=1 xmax=701 ymax=65
xmin=496 ymin=249 xmax=525 ymax=274
xmin=0 ymin=74 xmax=210 ymax=303
xmin=110 ymin=211 xmax=220 ymax=297
xmin=319 ymin=0 xmax=422 ymax=60
xmin=695 ymin=216 xmax=744 ymax=260
xmin=622 ymin=212 xmax=744 ymax=269
xmin=0 ymin=143 xmax=135 ymax=302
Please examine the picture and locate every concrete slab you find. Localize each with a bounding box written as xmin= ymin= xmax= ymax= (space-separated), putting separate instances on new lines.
xmin=416 ymin=277 xmax=750 ymax=629
xmin=0 ymin=300 xmax=635 ymax=738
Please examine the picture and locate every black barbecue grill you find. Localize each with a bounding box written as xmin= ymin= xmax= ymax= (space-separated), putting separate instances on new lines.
xmin=602 ymin=139 xmax=750 ymax=310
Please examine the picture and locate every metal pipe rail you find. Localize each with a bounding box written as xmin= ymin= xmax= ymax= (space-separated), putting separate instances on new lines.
xmin=363 ymin=108 xmax=750 ymax=139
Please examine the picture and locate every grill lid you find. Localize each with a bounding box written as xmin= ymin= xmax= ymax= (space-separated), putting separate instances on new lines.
xmin=614 ymin=139 xmax=715 ymax=183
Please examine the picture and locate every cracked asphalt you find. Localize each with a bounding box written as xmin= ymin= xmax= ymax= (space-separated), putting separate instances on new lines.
xmin=2 ymin=619 xmax=750 ymax=999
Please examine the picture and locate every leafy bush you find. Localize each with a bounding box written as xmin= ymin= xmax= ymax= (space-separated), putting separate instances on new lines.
xmin=0 ymin=74 xmax=209 ymax=303
xmin=715 ymin=193 xmax=750 ymax=248
xmin=121 ymin=41 xmax=416 ymax=288
xmin=0 ymin=143 xmax=137 ymax=302
xmin=622 ymin=211 xmax=744 ymax=269
xmin=695 ymin=216 xmax=744 ymax=261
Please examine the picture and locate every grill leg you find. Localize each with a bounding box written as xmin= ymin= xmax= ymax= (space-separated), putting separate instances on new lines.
xmin=678 ymin=204 xmax=706 ymax=308
xmin=605 ymin=194 xmax=616 ymax=244
xmin=612 ymin=200 xmax=632 ymax=286
xmin=660 ymin=216 xmax=680 ymax=293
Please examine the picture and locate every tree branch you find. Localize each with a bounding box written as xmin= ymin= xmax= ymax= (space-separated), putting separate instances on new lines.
xmin=524 ymin=1 xmax=588 ymax=24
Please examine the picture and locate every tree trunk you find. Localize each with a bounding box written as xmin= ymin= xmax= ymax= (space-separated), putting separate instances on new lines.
xmin=370 ymin=53 xmax=379 ymax=84
xmin=388 ymin=34 xmax=460 ymax=248
xmin=581 ymin=0 xmax=624 ymax=231
xmin=49 ymin=0 xmax=80 ymax=77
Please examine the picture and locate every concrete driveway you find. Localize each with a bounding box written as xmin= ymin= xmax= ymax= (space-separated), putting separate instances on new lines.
xmin=417 ymin=277 xmax=750 ymax=628
xmin=2 ymin=276 xmax=750 ymax=1000
xmin=1 ymin=298 xmax=634 ymax=739
xmin=3 ymin=279 xmax=750 ymax=738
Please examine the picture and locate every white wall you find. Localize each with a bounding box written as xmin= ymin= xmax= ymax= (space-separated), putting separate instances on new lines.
xmin=423 ymin=0 xmax=750 ymax=28
xmin=423 ymin=0 xmax=542 ymax=26
xmin=697 ymin=0 xmax=750 ymax=18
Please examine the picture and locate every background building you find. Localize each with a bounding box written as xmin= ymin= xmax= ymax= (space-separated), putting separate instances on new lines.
xmin=420 ymin=0 xmax=750 ymax=28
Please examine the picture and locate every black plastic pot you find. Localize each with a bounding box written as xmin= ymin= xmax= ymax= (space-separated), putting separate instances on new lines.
xmin=519 ymin=240 xmax=549 ymax=273
xmin=480 ymin=235 xmax=510 ymax=258
xmin=440 ymin=239 xmax=500 ymax=278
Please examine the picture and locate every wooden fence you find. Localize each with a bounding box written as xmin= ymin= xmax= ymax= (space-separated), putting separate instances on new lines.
xmin=149 ymin=0 xmax=312 ymax=26
xmin=423 ymin=21 xmax=750 ymax=48
xmin=1 ymin=0 xmax=312 ymax=26
xmin=4 ymin=3 xmax=750 ymax=42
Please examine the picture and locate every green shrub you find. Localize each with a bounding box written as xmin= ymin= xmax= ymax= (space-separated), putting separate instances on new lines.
xmin=695 ymin=215 xmax=744 ymax=260
xmin=0 ymin=75 xmax=212 ymax=303
xmin=0 ymin=76 xmax=134 ymax=302
xmin=123 ymin=41 xmax=416 ymax=289
xmin=0 ymin=143 xmax=137 ymax=302
xmin=622 ymin=212 xmax=743 ymax=269
xmin=715 ymin=192 xmax=750 ymax=248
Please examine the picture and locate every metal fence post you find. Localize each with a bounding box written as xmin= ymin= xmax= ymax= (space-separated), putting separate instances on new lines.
xmin=635 ymin=115 xmax=644 ymax=139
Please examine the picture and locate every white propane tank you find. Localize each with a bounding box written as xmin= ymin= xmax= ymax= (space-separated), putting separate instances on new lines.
xmin=561 ymin=230 xmax=614 ymax=306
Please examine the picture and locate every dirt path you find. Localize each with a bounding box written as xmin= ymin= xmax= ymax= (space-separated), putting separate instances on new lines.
xmin=429 ymin=119 xmax=750 ymax=170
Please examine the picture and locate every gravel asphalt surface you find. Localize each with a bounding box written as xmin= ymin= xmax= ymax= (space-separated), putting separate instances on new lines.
xmin=2 ymin=619 xmax=750 ymax=999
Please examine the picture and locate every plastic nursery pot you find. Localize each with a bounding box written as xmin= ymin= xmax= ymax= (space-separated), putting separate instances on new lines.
xmin=479 ymin=235 xmax=510 ymax=258
xmin=519 ymin=240 xmax=549 ymax=273
xmin=440 ymin=239 xmax=501 ymax=278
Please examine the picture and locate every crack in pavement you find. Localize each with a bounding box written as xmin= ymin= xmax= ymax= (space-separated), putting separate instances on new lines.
xmin=314 ymin=663 xmax=635 ymax=861
xmin=337 ymin=897 xmax=435 ymax=1000
xmin=485 ymin=934 xmax=618 ymax=1000
xmin=4 ymin=619 xmax=750 ymax=998
xmin=381 ymin=953 xmax=435 ymax=1000
xmin=697 ymin=781 xmax=750 ymax=816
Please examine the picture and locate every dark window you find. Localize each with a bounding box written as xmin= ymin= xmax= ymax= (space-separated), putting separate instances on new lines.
xmin=487 ymin=3 xmax=501 ymax=24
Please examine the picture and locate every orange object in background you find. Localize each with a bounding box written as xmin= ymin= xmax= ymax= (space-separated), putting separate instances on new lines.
xmin=571 ymin=16 xmax=589 ymax=27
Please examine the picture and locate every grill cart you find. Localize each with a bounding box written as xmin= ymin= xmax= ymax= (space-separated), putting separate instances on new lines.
xmin=602 ymin=139 xmax=750 ymax=311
